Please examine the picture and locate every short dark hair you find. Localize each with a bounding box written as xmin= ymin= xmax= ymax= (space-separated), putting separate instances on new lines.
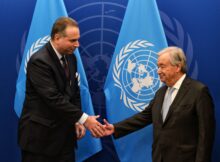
xmin=51 ymin=17 xmax=78 ymax=40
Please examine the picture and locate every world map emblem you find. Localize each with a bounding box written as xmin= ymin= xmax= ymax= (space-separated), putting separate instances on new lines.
xmin=113 ymin=40 xmax=162 ymax=112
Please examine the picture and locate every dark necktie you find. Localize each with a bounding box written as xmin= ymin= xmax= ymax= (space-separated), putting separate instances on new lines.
xmin=61 ymin=56 xmax=70 ymax=80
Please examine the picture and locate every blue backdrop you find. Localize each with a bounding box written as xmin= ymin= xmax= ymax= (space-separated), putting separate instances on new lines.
xmin=0 ymin=0 xmax=219 ymax=161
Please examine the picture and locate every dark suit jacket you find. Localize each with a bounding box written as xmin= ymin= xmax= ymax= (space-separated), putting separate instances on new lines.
xmin=18 ymin=42 xmax=83 ymax=156
xmin=114 ymin=77 xmax=215 ymax=162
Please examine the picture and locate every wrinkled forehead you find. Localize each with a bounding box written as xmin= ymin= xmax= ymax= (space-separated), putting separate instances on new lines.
xmin=158 ymin=52 xmax=170 ymax=61
xmin=157 ymin=53 xmax=172 ymax=66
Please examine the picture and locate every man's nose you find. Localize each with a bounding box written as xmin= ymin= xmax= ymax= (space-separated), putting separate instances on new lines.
xmin=74 ymin=41 xmax=80 ymax=47
xmin=157 ymin=67 xmax=160 ymax=74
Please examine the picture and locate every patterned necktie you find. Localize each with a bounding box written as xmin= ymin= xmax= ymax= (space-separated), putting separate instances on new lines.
xmin=61 ymin=56 xmax=70 ymax=80
xmin=162 ymin=87 xmax=175 ymax=121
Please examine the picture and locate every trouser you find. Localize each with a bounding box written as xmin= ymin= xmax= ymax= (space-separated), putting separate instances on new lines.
xmin=22 ymin=150 xmax=74 ymax=162
xmin=21 ymin=138 xmax=75 ymax=162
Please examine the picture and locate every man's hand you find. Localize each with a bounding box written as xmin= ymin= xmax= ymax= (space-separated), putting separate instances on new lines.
xmin=103 ymin=119 xmax=114 ymax=136
xmin=75 ymin=123 xmax=86 ymax=140
xmin=84 ymin=115 xmax=105 ymax=138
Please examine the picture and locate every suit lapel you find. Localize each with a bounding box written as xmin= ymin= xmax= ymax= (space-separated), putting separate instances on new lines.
xmin=46 ymin=42 xmax=67 ymax=84
xmin=46 ymin=42 xmax=78 ymax=98
xmin=162 ymin=77 xmax=191 ymax=125
xmin=157 ymin=86 xmax=168 ymax=125
xmin=65 ymin=54 xmax=79 ymax=99
xmin=66 ymin=55 xmax=77 ymax=87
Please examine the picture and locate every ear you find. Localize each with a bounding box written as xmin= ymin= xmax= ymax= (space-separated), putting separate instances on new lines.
xmin=54 ymin=33 xmax=62 ymax=41
xmin=176 ymin=63 xmax=181 ymax=72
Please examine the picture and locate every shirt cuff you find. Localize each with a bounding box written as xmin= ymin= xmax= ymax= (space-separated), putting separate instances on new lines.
xmin=78 ymin=113 xmax=88 ymax=124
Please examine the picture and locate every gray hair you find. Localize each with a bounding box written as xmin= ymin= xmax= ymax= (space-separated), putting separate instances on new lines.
xmin=158 ymin=46 xmax=187 ymax=73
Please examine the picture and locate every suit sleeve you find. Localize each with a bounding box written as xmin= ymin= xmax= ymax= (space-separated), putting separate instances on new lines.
xmin=195 ymin=86 xmax=215 ymax=162
xmin=27 ymin=58 xmax=83 ymax=124
xmin=113 ymin=98 xmax=154 ymax=139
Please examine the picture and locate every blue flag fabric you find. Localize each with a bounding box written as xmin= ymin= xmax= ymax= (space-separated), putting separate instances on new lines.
xmin=104 ymin=0 xmax=167 ymax=161
xmin=14 ymin=0 xmax=101 ymax=161
xmin=14 ymin=0 xmax=67 ymax=117
xmin=74 ymin=49 xmax=102 ymax=161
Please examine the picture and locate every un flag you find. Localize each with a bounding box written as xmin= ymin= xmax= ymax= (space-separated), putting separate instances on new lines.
xmin=14 ymin=0 xmax=101 ymax=161
xmin=14 ymin=0 xmax=67 ymax=117
xmin=104 ymin=0 xmax=167 ymax=161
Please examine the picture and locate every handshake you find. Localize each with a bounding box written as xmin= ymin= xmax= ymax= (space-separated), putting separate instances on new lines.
xmin=75 ymin=115 xmax=114 ymax=139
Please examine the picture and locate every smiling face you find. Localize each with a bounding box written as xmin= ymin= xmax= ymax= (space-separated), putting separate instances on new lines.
xmin=53 ymin=26 xmax=80 ymax=55
xmin=157 ymin=52 xmax=181 ymax=87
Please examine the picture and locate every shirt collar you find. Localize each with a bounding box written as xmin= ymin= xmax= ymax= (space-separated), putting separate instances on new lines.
xmin=50 ymin=40 xmax=63 ymax=60
xmin=172 ymin=74 xmax=186 ymax=90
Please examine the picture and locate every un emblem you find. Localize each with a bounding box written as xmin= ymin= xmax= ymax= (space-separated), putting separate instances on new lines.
xmin=113 ymin=40 xmax=162 ymax=112
xmin=24 ymin=35 xmax=81 ymax=86
xmin=24 ymin=35 xmax=51 ymax=73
